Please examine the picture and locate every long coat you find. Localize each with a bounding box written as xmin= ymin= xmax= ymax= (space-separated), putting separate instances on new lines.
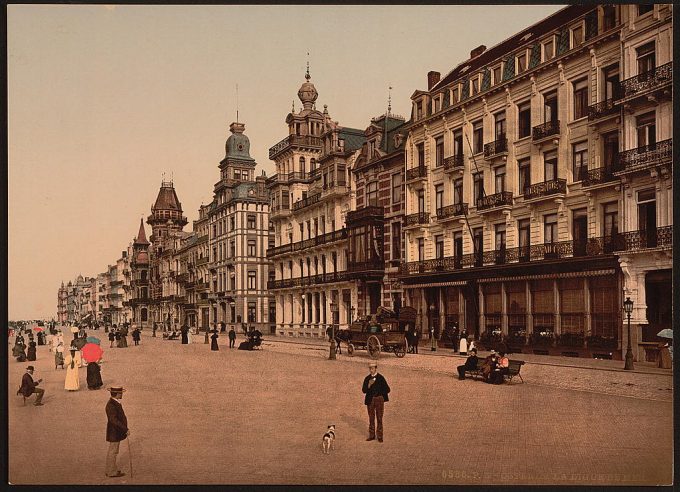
xmin=210 ymin=333 xmax=219 ymax=351
xmin=64 ymin=352 xmax=81 ymax=390
xmin=105 ymin=398 xmax=128 ymax=442
xmin=86 ymin=361 xmax=103 ymax=389
xmin=19 ymin=373 xmax=39 ymax=397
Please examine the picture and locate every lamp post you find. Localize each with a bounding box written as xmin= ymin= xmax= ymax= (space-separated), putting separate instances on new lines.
xmin=429 ymin=304 xmax=437 ymax=351
xmin=350 ymin=306 xmax=355 ymax=324
xmin=623 ymin=297 xmax=634 ymax=370
xmin=329 ymin=302 xmax=338 ymax=360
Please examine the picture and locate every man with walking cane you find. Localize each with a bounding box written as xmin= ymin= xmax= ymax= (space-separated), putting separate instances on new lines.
xmin=105 ymin=386 xmax=130 ymax=478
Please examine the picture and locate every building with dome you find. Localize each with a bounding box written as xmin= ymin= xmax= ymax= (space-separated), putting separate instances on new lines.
xmin=203 ymin=120 xmax=272 ymax=334
xmin=267 ymin=69 xmax=366 ymax=337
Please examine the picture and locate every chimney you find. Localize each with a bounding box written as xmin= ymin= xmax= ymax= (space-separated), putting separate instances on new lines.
xmin=427 ymin=71 xmax=441 ymax=90
xmin=470 ymin=45 xmax=487 ymax=59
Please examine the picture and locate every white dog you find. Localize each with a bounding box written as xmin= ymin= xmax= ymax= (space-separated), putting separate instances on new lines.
xmin=322 ymin=425 xmax=336 ymax=454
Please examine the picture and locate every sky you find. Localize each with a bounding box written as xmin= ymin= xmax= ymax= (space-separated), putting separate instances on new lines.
xmin=8 ymin=4 xmax=564 ymax=320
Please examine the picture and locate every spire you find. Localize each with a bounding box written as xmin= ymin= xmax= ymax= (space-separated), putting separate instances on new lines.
xmin=387 ymin=86 xmax=392 ymax=116
xmin=135 ymin=218 xmax=149 ymax=245
xmin=306 ymin=51 xmax=310 ymax=80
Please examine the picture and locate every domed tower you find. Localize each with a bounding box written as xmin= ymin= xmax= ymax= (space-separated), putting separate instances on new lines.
xmin=217 ymin=121 xmax=256 ymax=190
xmin=147 ymin=180 xmax=188 ymax=251
xmin=130 ymin=218 xmax=151 ymax=328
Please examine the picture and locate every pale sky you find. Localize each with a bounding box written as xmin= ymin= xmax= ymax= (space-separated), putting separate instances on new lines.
xmin=8 ymin=4 xmax=564 ymax=319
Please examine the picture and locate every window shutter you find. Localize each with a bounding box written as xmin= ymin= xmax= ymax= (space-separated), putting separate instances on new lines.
xmin=502 ymin=58 xmax=515 ymax=81
xmin=481 ymin=68 xmax=491 ymax=91
xmin=528 ymin=44 xmax=541 ymax=69
xmin=585 ymin=10 xmax=598 ymax=40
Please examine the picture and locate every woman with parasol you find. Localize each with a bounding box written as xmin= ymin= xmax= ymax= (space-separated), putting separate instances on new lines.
xmin=210 ymin=329 xmax=219 ymax=351
xmin=86 ymin=353 xmax=104 ymax=390
xmin=64 ymin=347 xmax=81 ymax=391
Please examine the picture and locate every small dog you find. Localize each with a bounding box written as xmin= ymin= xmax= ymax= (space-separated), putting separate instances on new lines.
xmin=322 ymin=425 xmax=336 ymax=454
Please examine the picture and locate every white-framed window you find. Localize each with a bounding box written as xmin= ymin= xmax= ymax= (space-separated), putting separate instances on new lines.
xmin=472 ymin=120 xmax=484 ymax=154
xmin=492 ymin=64 xmax=502 ymax=85
xmin=247 ymin=271 xmax=257 ymax=290
xmin=451 ymin=85 xmax=460 ymax=104
xmin=571 ymin=23 xmax=584 ymax=48
xmin=572 ymin=141 xmax=588 ymax=181
xmin=572 ymin=78 xmax=589 ymax=120
xmin=516 ymin=51 xmax=527 ymax=74
xmin=471 ymin=75 xmax=480 ymax=95
xmin=391 ymin=173 xmax=402 ymax=203
xmin=433 ymin=95 xmax=441 ymax=113
xmin=435 ymin=136 xmax=444 ymax=167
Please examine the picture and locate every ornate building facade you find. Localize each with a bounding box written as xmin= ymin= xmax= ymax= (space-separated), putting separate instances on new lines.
xmin=400 ymin=4 xmax=672 ymax=360
xmin=267 ymin=70 xmax=366 ymax=337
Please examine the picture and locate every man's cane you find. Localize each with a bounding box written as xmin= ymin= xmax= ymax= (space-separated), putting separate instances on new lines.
xmin=127 ymin=438 xmax=133 ymax=478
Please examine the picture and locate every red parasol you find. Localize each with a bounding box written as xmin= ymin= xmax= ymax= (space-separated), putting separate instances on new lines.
xmin=81 ymin=343 xmax=104 ymax=363
xmin=33 ymin=327 xmax=44 ymax=332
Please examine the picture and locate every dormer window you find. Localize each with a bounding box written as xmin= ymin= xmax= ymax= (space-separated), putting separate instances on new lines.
xmin=433 ymin=95 xmax=441 ymax=113
xmin=451 ymin=86 xmax=460 ymax=104
xmin=492 ymin=65 xmax=502 ymax=85
xmin=543 ymin=37 xmax=555 ymax=61
xmin=416 ymin=101 xmax=423 ymax=120
xmin=516 ymin=51 xmax=527 ymax=74
xmin=571 ymin=24 xmax=583 ymax=48
xmin=471 ymin=76 xmax=480 ymax=95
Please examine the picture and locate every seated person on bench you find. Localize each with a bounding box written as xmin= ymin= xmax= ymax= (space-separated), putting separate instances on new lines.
xmin=491 ymin=351 xmax=509 ymax=384
xmin=457 ymin=348 xmax=478 ymax=380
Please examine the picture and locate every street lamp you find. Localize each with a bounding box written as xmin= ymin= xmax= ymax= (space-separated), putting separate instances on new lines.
xmin=329 ymin=302 xmax=338 ymax=360
xmin=350 ymin=306 xmax=355 ymax=324
xmin=623 ymin=296 xmax=634 ymax=370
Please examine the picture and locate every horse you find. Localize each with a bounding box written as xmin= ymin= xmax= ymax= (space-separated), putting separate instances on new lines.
xmin=325 ymin=326 xmax=351 ymax=354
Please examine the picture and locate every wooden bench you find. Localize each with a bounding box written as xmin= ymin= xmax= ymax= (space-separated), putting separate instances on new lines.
xmin=504 ymin=359 xmax=525 ymax=383
xmin=463 ymin=363 xmax=485 ymax=380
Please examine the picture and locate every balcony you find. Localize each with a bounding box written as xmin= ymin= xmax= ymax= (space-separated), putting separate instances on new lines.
xmin=522 ymin=179 xmax=566 ymax=202
xmin=195 ymin=257 xmax=209 ymax=266
xmin=613 ymin=139 xmax=672 ymax=175
xmin=401 ymin=256 xmax=462 ymax=275
xmin=266 ymin=171 xmax=311 ymax=186
xmin=615 ymin=226 xmax=672 ymax=252
xmin=347 ymin=205 xmax=384 ymax=223
xmin=292 ymin=193 xmax=321 ymax=211
xmin=404 ymin=212 xmax=430 ymax=227
xmin=348 ymin=259 xmax=384 ymax=278
xmin=406 ymin=166 xmax=428 ymax=183
xmin=532 ymin=120 xmax=560 ymax=143
xmin=269 ymin=134 xmax=323 ymax=159
xmin=580 ymin=167 xmax=617 ymax=188
xmin=476 ymin=191 xmax=513 ymax=211
xmin=270 ymin=203 xmax=291 ymax=218
xmin=176 ymin=273 xmax=189 ymax=283
xmin=436 ymin=203 xmax=468 ymax=221
xmin=443 ymin=155 xmax=464 ymax=173
xmin=267 ymin=228 xmax=348 ymax=258
xmin=483 ymin=137 xmax=508 ymax=160
xmin=268 ymin=270 xmax=352 ymax=290
xmin=617 ymin=62 xmax=672 ymax=102
xmin=587 ymin=98 xmax=619 ymax=121
xmin=195 ymin=282 xmax=210 ymax=291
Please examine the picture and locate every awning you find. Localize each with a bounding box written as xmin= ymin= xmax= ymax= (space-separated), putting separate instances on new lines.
xmin=403 ymin=280 xmax=468 ymax=289
xmin=477 ymin=268 xmax=616 ymax=283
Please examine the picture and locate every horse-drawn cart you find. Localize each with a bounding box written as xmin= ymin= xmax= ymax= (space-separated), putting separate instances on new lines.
xmin=343 ymin=306 xmax=417 ymax=359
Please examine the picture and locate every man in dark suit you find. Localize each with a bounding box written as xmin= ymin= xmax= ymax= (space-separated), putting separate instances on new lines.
xmin=105 ymin=386 xmax=129 ymax=478
xmin=362 ymin=362 xmax=390 ymax=443
xmin=457 ymin=348 xmax=478 ymax=380
xmin=19 ymin=366 xmax=44 ymax=406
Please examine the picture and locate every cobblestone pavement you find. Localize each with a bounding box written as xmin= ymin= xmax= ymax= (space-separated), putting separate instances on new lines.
xmin=8 ymin=331 xmax=673 ymax=485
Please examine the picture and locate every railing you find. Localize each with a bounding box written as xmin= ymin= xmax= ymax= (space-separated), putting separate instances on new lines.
xmin=587 ymin=98 xmax=619 ymax=121
xmin=195 ymin=257 xmax=209 ymax=266
xmin=400 ymin=236 xmax=620 ymax=276
xmin=268 ymin=270 xmax=352 ymax=290
xmin=532 ymin=120 xmax=560 ymax=141
xmin=580 ymin=167 xmax=617 ymax=187
xmin=348 ymin=259 xmax=384 ymax=273
xmin=266 ymin=171 xmax=311 ymax=185
xmin=270 ymin=203 xmax=291 ymax=213
xmin=618 ymin=62 xmax=672 ymax=100
xmin=523 ymin=179 xmax=566 ymax=200
xmin=195 ymin=282 xmax=210 ymax=290
xmin=346 ymin=205 xmax=384 ymax=223
xmin=443 ymin=154 xmax=464 ymax=171
xmin=267 ymin=228 xmax=348 ymax=257
xmin=613 ymin=139 xmax=672 ymax=173
xmin=483 ymin=136 xmax=508 ymax=159
xmin=405 ymin=212 xmax=430 ymax=226
xmin=176 ymin=273 xmax=189 ymax=283
xmin=436 ymin=203 xmax=468 ymax=220
xmin=615 ymin=226 xmax=673 ymax=251
xmin=269 ymin=135 xmax=323 ymax=159
xmin=406 ymin=166 xmax=428 ymax=181
xmin=476 ymin=191 xmax=513 ymax=210
xmin=292 ymin=193 xmax=321 ymax=211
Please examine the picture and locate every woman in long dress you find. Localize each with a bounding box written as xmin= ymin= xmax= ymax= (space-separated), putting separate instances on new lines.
xmin=64 ymin=348 xmax=81 ymax=391
xmin=459 ymin=330 xmax=468 ymax=356
xmin=210 ymin=331 xmax=219 ymax=351
xmin=55 ymin=343 xmax=65 ymax=369
xmin=27 ymin=341 xmax=37 ymax=361
xmin=86 ymin=359 xmax=103 ymax=390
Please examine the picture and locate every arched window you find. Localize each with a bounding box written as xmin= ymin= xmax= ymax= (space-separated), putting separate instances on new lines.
xmin=141 ymin=287 xmax=148 ymax=299
xmin=310 ymin=158 xmax=316 ymax=171
xmin=299 ymin=156 xmax=306 ymax=173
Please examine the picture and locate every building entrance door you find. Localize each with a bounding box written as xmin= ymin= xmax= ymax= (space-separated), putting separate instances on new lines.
xmin=573 ymin=213 xmax=588 ymax=256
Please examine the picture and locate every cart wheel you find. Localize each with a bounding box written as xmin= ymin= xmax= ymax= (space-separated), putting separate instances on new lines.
xmin=367 ymin=335 xmax=381 ymax=359
xmin=395 ymin=341 xmax=407 ymax=358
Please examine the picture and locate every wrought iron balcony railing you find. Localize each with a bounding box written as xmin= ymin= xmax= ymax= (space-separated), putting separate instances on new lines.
xmin=523 ymin=179 xmax=566 ymax=200
xmin=195 ymin=257 xmax=209 ymax=266
xmin=346 ymin=205 xmax=384 ymax=223
xmin=476 ymin=191 xmax=513 ymax=210
xmin=268 ymin=270 xmax=352 ymax=290
xmin=618 ymin=62 xmax=672 ymax=100
xmin=580 ymin=167 xmax=617 ymax=187
xmin=443 ymin=154 xmax=464 ymax=171
xmin=587 ymin=98 xmax=619 ymax=121
xmin=267 ymin=228 xmax=348 ymax=257
xmin=483 ymin=136 xmax=508 ymax=159
xmin=436 ymin=203 xmax=468 ymax=220
xmin=269 ymin=135 xmax=323 ymax=159
xmin=266 ymin=171 xmax=311 ymax=186
xmin=405 ymin=212 xmax=430 ymax=226
xmin=292 ymin=193 xmax=321 ymax=211
xmin=613 ymin=139 xmax=672 ymax=174
xmin=614 ymin=226 xmax=673 ymax=251
xmin=406 ymin=166 xmax=428 ymax=181
xmin=532 ymin=120 xmax=560 ymax=141
xmin=347 ymin=259 xmax=384 ymax=273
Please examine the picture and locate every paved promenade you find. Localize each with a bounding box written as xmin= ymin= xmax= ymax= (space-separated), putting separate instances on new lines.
xmin=8 ymin=330 xmax=673 ymax=485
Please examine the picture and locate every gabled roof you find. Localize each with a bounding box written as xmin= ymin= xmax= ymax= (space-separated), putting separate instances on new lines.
xmin=431 ymin=5 xmax=592 ymax=92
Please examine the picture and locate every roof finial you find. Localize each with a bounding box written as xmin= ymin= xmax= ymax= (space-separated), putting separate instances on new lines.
xmin=236 ymin=83 xmax=239 ymax=124
xmin=388 ymin=85 xmax=393 ymax=116
xmin=292 ymin=99 xmax=295 ymax=114
xmin=305 ymin=51 xmax=310 ymax=80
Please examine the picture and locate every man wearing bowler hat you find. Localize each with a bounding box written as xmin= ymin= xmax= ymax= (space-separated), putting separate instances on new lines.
xmin=362 ymin=362 xmax=390 ymax=443
xmin=105 ymin=386 xmax=129 ymax=478
xmin=18 ymin=366 xmax=45 ymax=406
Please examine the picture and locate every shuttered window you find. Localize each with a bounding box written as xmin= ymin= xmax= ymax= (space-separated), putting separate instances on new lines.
xmin=484 ymin=284 xmax=502 ymax=331
xmin=532 ymin=280 xmax=554 ymax=329
xmin=560 ymin=278 xmax=584 ymax=334
xmin=590 ymin=276 xmax=618 ymax=338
